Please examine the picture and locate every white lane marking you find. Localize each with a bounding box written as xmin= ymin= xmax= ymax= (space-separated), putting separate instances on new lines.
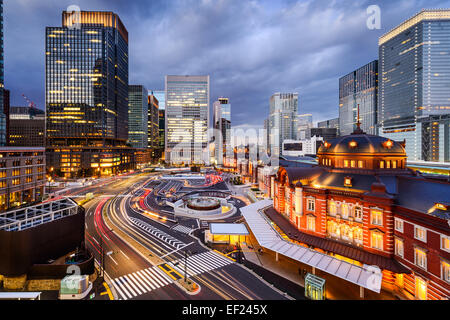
xmin=108 ymin=254 xmax=119 ymax=266
xmin=115 ymin=278 xmax=134 ymax=299
xmin=135 ymin=270 xmax=156 ymax=290
xmin=114 ymin=278 xmax=132 ymax=300
xmin=121 ymin=250 xmax=130 ymax=260
xmin=127 ymin=272 xmax=147 ymax=293
xmin=143 ymin=268 xmax=165 ymax=287
xmin=138 ymin=270 xmax=158 ymax=289
xmin=123 ymin=275 xmax=142 ymax=295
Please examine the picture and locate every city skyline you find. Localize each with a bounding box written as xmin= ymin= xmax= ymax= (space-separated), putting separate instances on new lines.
xmin=4 ymin=0 xmax=450 ymax=130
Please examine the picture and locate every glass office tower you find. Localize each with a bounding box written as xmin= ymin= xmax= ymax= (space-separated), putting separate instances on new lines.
xmin=165 ymin=75 xmax=210 ymax=165
xmin=268 ymin=93 xmax=299 ymax=156
xmin=152 ymin=90 xmax=165 ymax=110
xmin=0 ymin=0 xmax=6 ymax=146
xmin=128 ymin=85 xmax=148 ymax=149
xmin=379 ymin=9 xmax=450 ymax=162
xmin=339 ymin=60 xmax=378 ymax=136
xmin=147 ymin=93 xmax=159 ymax=151
xmin=46 ymin=11 xmax=134 ymax=177
xmin=213 ymin=97 xmax=231 ymax=164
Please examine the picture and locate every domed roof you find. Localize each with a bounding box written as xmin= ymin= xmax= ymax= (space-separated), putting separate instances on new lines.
xmin=318 ymin=133 xmax=406 ymax=155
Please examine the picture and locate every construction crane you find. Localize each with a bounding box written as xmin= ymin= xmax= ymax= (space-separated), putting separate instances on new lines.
xmin=22 ymin=94 xmax=37 ymax=109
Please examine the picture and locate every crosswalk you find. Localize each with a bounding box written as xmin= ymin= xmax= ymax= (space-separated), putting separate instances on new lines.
xmin=111 ymin=266 xmax=174 ymax=300
xmin=172 ymin=224 xmax=193 ymax=234
xmin=168 ymin=251 xmax=234 ymax=278
xmin=129 ymin=217 xmax=186 ymax=249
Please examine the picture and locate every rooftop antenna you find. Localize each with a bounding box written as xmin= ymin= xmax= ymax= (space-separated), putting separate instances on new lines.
xmin=352 ymin=103 xmax=365 ymax=135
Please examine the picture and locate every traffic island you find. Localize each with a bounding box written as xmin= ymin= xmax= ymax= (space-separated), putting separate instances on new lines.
xmin=176 ymin=278 xmax=201 ymax=295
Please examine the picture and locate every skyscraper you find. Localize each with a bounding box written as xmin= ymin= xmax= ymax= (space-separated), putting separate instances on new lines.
xmin=268 ymin=93 xmax=299 ymax=156
xmin=165 ymin=75 xmax=210 ymax=165
xmin=152 ymin=90 xmax=165 ymax=110
xmin=147 ymin=93 xmax=160 ymax=155
xmin=339 ymin=60 xmax=378 ymax=136
xmin=213 ymin=97 xmax=231 ymax=164
xmin=0 ymin=0 xmax=6 ymax=146
xmin=379 ymin=9 xmax=450 ymax=162
xmin=46 ymin=11 xmax=134 ymax=177
xmin=128 ymin=85 xmax=148 ymax=149
xmin=297 ymin=114 xmax=313 ymax=140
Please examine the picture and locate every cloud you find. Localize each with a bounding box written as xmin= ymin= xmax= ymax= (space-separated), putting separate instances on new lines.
xmin=3 ymin=0 xmax=450 ymax=127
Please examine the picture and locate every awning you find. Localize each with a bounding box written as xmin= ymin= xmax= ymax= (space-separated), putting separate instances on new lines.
xmin=209 ymin=223 xmax=249 ymax=235
xmin=241 ymin=200 xmax=382 ymax=293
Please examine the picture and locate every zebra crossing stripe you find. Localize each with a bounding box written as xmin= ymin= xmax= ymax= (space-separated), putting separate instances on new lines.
xmin=134 ymin=270 xmax=154 ymax=291
xmin=153 ymin=265 xmax=175 ymax=283
xmin=136 ymin=270 xmax=157 ymax=290
xmin=128 ymin=272 xmax=147 ymax=293
xmin=118 ymin=276 xmax=137 ymax=297
xmin=144 ymin=268 xmax=165 ymax=287
xmin=114 ymin=278 xmax=132 ymax=300
xmin=123 ymin=275 xmax=143 ymax=295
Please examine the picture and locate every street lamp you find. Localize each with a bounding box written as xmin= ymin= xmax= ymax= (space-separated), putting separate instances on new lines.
xmin=174 ymin=249 xmax=197 ymax=283
xmin=98 ymin=229 xmax=114 ymax=279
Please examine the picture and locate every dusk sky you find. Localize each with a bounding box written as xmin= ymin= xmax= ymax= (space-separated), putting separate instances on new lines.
xmin=4 ymin=0 xmax=450 ymax=130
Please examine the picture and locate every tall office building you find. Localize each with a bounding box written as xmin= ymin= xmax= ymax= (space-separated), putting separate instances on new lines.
xmin=268 ymin=93 xmax=299 ymax=156
xmin=165 ymin=75 xmax=210 ymax=165
xmin=128 ymin=85 xmax=148 ymax=149
xmin=297 ymin=114 xmax=313 ymax=140
xmin=317 ymin=117 xmax=340 ymax=132
xmin=339 ymin=60 xmax=378 ymax=136
xmin=379 ymin=9 xmax=450 ymax=162
xmin=9 ymin=106 xmax=45 ymax=147
xmin=158 ymin=108 xmax=165 ymax=160
xmin=213 ymin=97 xmax=231 ymax=164
xmin=46 ymin=11 xmax=134 ymax=177
xmin=152 ymin=90 xmax=165 ymax=110
xmin=148 ymin=93 xmax=159 ymax=153
xmin=0 ymin=1 xmax=6 ymax=146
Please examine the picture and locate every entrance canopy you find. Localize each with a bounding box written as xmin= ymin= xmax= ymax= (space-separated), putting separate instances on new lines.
xmin=210 ymin=223 xmax=249 ymax=235
xmin=241 ymin=200 xmax=382 ymax=293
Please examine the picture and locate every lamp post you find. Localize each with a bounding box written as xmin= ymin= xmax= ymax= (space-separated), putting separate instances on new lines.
xmin=99 ymin=229 xmax=114 ymax=279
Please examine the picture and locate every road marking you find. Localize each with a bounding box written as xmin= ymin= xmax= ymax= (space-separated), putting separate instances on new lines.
xmin=172 ymin=224 xmax=193 ymax=234
xmin=121 ymin=250 xmax=130 ymax=260
xmin=160 ymin=241 xmax=194 ymax=258
xmin=108 ymin=254 xmax=119 ymax=265
xmin=168 ymin=251 xmax=234 ymax=278
xmin=103 ymin=282 xmax=114 ymax=300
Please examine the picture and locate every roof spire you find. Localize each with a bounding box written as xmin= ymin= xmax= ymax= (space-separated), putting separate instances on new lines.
xmin=352 ymin=103 xmax=365 ymax=135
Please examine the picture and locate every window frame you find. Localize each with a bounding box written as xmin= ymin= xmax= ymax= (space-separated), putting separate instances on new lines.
xmin=370 ymin=209 xmax=383 ymax=226
xmin=414 ymin=247 xmax=427 ymax=270
xmin=394 ymin=218 xmax=404 ymax=233
xmin=414 ymin=225 xmax=427 ymax=243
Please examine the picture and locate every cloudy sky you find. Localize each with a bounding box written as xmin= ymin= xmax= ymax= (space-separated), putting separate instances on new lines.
xmin=4 ymin=0 xmax=450 ymax=130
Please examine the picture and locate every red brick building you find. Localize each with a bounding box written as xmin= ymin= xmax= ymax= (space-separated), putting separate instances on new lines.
xmin=272 ymin=126 xmax=450 ymax=300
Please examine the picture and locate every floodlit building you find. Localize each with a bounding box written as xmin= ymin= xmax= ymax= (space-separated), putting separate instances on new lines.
xmin=165 ymin=75 xmax=210 ymax=165
xmin=45 ymin=11 xmax=134 ymax=177
xmin=256 ymin=123 xmax=450 ymax=300
xmin=128 ymin=85 xmax=148 ymax=149
xmin=268 ymin=93 xmax=299 ymax=156
xmin=0 ymin=147 xmax=46 ymax=212
xmin=339 ymin=60 xmax=378 ymax=136
xmin=378 ymin=9 xmax=450 ymax=162
xmin=9 ymin=107 xmax=45 ymax=147
xmin=0 ymin=1 xmax=5 ymax=146
xmin=213 ymin=97 xmax=231 ymax=165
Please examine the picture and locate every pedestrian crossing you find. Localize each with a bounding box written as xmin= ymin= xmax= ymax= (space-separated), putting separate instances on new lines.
xmin=168 ymin=251 xmax=234 ymax=278
xmin=111 ymin=266 xmax=175 ymax=300
xmin=172 ymin=224 xmax=193 ymax=234
xmin=129 ymin=217 xmax=186 ymax=249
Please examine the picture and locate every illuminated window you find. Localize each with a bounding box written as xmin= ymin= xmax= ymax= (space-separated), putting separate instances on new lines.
xmin=394 ymin=218 xmax=403 ymax=232
xmin=395 ymin=238 xmax=404 ymax=257
xmin=328 ymin=201 xmax=336 ymax=216
xmin=442 ymin=260 xmax=450 ymax=283
xmin=12 ymin=178 xmax=20 ymax=186
xmin=307 ymin=216 xmax=316 ymax=232
xmin=354 ymin=227 xmax=363 ymax=245
xmin=380 ymin=161 xmax=385 ymax=169
xmin=350 ymin=160 xmax=356 ymax=168
xmin=344 ymin=160 xmax=349 ymax=168
xmin=342 ymin=203 xmax=349 ymax=219
xmin=354 ymin=206 xmax=363 ymax=221
xmin=414 ymin=226 xmax=427 ymax=242
xmin=415 ymin=277 xmax=427 ymax=300
xmin=392 ymin=161 xmax=397 ymax=169
xmin=370 ymin=209 xmax=383 ymax=226
xmin=371 ymin=231 xmax=383 ymax=250
xmin=441 ymin=235 xmax=450 ymax=252
xmin=358 ymin=160 xmax=364 ymax=168
xmin=386 ymin=161 xmax=391 ymax=169
xmin=307 ymin=198 xmax=315 ymax=212
xmin=414 ymin=247 xmax=427 ymax=269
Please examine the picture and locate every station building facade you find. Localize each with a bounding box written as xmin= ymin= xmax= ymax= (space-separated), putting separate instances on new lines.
xmin=271 ymin=126 xmax=450 ymax=300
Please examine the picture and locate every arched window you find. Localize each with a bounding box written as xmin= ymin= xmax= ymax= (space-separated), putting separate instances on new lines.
xmin=354 ymin=206 xmax=363 ymax=221
xmin=342 ymin=203 xmax=349 ymax=219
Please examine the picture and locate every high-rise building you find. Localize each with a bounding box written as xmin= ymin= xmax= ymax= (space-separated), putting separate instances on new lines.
xmin=152 ymin=90 xmax=165 ymax=110
xmin=317 ymin=118 xmax=340 ymax=132
xmin=148 ymin=93 xmax=160 ymax=156
xmin=158 ymin=108 xmax=165 ymax=160
xmin=339 ymin=60 xmax=378 ymax=136
xmin=268 ymin=93 xmax=299 ymax=156
xmin=9 ymin=107 xmax=45 ymax=147
xmin=379 ymin=9 xmax=450 ymax=162
xmin=45 ymin=11 xmax=134 ymax=177
xmin=213 ymin=97 xmax=231 ymax=164
xmin=0 ymin=1 xmax=6 ymax=147
xmin=306 ymin=127 xmax=338 ymax=141
xmin=297 ymin=114 xmax=313 ymax=140
xmin=165 ymin=75 xmax=210 ymax=165
xmin=128 ymin=85 xmax=148 ymax=149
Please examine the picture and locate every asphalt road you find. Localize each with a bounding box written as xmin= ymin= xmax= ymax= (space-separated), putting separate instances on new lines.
xmin=70 ymin=172 xmax=288 ymax=300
